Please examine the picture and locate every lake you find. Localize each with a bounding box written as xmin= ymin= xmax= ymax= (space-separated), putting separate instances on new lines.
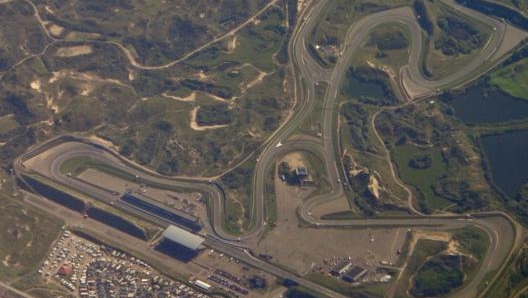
xmin=447 ymin=84 xmax=528 ymax=124
xmin=480 ymin=130 xmax=528 ymax=198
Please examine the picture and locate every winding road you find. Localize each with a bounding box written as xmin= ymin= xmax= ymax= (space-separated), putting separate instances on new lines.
xmin=13 ymin=0 xmax=528 ymax=297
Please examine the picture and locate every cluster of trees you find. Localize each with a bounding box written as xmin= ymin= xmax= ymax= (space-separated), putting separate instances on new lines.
xmin=0 ymin=48 xmax=9 ymax=71
xmin=433 ymin=178 xmax=488 ymax=212
xmin=4 ymin=92 xmax=36 ymax=125
xmin=413 ymin=0 xmax=434 ymax=35
xmin=196 ymin=104 xmax=233 ymax=126
xmin=181 ymin=79 xmax=233 ymax=99
xmin=435 ymin=16 xmax=485 ymax=55
xmin=221 ymin=165 xmax=253 ymax=189
xmin=370 ymin=30 xmax=409 ymax=51
xmin=341 ymin=102 xmax=369 ymax=151
xmin=409 ymin=152 xmax=433 ymax=169
xmin=354 ymin=2 xmax=390 ymax=13
xmin=347 ymin=66 xmax=397 ymax=105
xmin=411 ymin=255 xmax=464 ymax=297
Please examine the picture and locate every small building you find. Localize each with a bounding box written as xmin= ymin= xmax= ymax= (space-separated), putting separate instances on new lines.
xmin=330 ymin=260 xmax=352 ymax=276
xmin=342 ymin=266 xmax=367 ymax=283
xmin=295 ymin=167 xmax=308 ymax=177
xmin=57 ymin=264 xmax=73 ymax=276
xmin=193 ymin=279 xmax=212 ymax=291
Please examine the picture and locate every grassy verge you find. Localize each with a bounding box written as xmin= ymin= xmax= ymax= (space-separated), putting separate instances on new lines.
xmin=0 ymin=193 xmax=62 ymax=282
xmin=490 ymin=57 xmax=528 ymax=101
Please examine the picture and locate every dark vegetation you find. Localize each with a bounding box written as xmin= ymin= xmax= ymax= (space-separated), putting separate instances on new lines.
xmin=456 ymin=0 xmax=528 ymax=30
xmin=413 ymin=0 xmax=434 ymax=35
xmin=409 ymin=153 xmax=433 ymax=169
xmin=43 ymin=43 xmax=129 ymax=81
xmin=410 ymin=255 xmax=464 ymax=297
xmin=369 ymin=30 xmax=409 ymax=51
xmin=484 ymin=245 xmax=528 ymax=298
xmin=0 ymin=2 xmax=50 ymax=68
xmin=181 ymin=79 xmax=233 ymax=99
xmin=344 ymin=66 xmax=397 ymax=105
xmin=435 ymin=15 xmax=486 ymax=55
xmin=196 ymin=104 xmax=234 ymax=126
xmin=376 ymin=101 xmax=494 ymax=213
xmin=452 ymin=227 xmax=488 ymax=260
xmin=222 ymin=165 xmax=253 ymax=190
xmin=341 ymin=103 xmax=370 ymax=151
xmin=40 ymin=0 xmax=269 ymax=64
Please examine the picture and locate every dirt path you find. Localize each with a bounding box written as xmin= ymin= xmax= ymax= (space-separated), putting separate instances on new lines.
xmin=189 ymin=107 xmax=229 ymax=131
xmin=103 ymin=0 xmax=280 ymax=70
xmin=370 ymin=99 xmax=425 ymax=215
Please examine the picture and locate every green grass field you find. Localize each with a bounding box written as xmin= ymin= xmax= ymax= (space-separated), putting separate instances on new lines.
xmin=0 ymin=194 xmax=62 ymax=281
xmin=393 ymin=145 xmax=450 ymax=210
xmin=490 ymin=58 xmax=528 ymax=100
xmin=0 ymin=114 xmax=19 ymax=135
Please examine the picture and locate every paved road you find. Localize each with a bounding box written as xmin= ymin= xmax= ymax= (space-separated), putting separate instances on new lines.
xmin=13 ymin=0 xmax=528 ymax=297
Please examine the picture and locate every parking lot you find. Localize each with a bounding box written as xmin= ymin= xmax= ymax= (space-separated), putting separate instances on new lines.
xmin=39 ymin=230 xmax=210 ymax=297
xmin=192 ymin=249 xmax=280 ymax=297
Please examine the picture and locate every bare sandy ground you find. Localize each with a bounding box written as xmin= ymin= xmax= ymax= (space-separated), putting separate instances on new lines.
xmin=48 ymin=24 xmax=64 ymax=36
xmin=55 ymin=45 xmax=93 ymax=57
xmin=163 ymin=91 xmax=196 ymax=102
xmin=227 ymin=36 xmax=238 ymax=52
xmin=281 ymin=152 xmax=306 ymax=169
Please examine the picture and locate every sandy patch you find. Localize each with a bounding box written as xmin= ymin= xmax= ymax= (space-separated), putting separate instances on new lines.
xmin=128 ymin=70 xmax=136 ymax=81
xmin=48 ymin=24 xmax=64 ymax=36
xmin=245 ymin=71 xmax=267 ymax=89
xmin=227 ymin=36 xmax=238 ymax=52
xmin=208 ymin=93 xmax=232 ymax=102
xmin=281 ymin=152 xmax=306 ymax=169
xmin=30 ymin=79 xmax=41 ymax=92
xmin=56 ymin=45 xmax=93 ymax=57
xmin=87 ymin=135 xmax=119 ymax=151
xmin=163 ymin=91 xmax=196 ymax=102
xmin=46 ymin=95 xmax=59 ymax=114
xmin=368 ymin=175 xmax=380 ymax=199
xmin=189 ymin=107 xmax=229 ymax=131
xmin=197 ymin=71 xmax=208 ymax=80
xmin=2 ymin=255 xmax=10 ymax=267
xmin=65 ymin=32 xmax=101 ymax=40
xmin=413 ymin=230 xmax=450 ymax=243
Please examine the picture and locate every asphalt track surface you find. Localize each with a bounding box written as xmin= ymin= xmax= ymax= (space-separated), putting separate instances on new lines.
xmin=14 ymin=0 xmax=528 ymax=296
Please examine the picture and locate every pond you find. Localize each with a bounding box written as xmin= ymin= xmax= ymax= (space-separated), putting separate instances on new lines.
xmin=480 ymin=130 xmax=528 ymax=198
xmin=446 ymin=84 xmax=528 ymax=124
xmin=342 ymin=76 xmax=386 ymax=100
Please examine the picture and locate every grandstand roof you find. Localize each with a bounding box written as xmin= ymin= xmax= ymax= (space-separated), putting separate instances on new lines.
xmin=162 ymin=225 xmax=204 ymax=251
